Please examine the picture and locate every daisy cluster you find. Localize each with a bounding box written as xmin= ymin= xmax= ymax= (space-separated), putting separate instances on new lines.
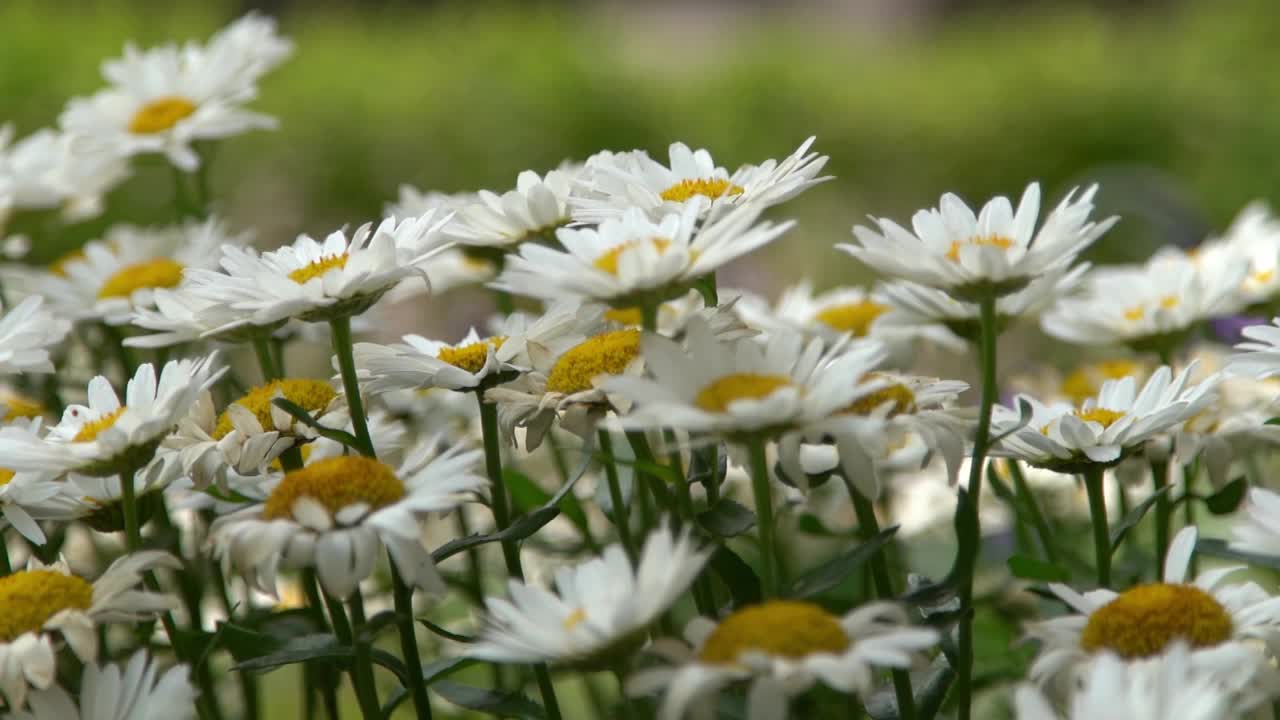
xmin=7 ymin=13 xmax=1280 ymax=720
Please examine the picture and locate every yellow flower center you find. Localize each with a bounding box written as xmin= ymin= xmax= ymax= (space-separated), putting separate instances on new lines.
xmin=0 ymin=469 xmax=13 ymax=486
xmin=604 ymin=307 xmax=644 ymax=326
xmin=660 ymin=178 xmax=745 ymax=204
xmin=695 ymin=373 xmax=793 ymax=413
xmin=1074 ymin=407 xmax=1125 ymax=428
xmin=814 ymin=301 xmax=889 ymax=337
xmin=263 ymin=456 xmax=406 ymax=521
xmin=288 ymin=253 xmax=350 ymax=285
xmin=1080 ymin=583 xmax=1233 ymax=660
xmin=1060 ymin=360 xmax=1142 ymax=403
xmin=593 ymin=238 xmax=682 ymax=276
xmin=1125 ymin=295 xmax=1179 ymax=321
xmin=97 ymin=258 xmax=185 ymax=300
xmin=1161 ymin=295 xmax=1179 ymax=310
xmin=0 ymin=392 xmax=45 ymax=420
xmin=562 ymin=608 xmax=588 ymax=632
xmin=699 ymin=601 xmax=849 ymax=664
xmin=845 ymin=380 xmax=917 ymax=417
xmin=545 ymin=330 xmax=642 ymax=395
xmin=0 ymin=569 xmax=94 ymax=643
xmin=437 ymin=337 xmax=506 ymax=374
xmin=945 ymin=234 xmax=1014 ymax=262
xmin=128 ymin=96 xmax=198 ymax=134
xmin=214 ymin=379 xmax=337 ymax=440
xmin=74 ymin=407 xmax=127 ymax=442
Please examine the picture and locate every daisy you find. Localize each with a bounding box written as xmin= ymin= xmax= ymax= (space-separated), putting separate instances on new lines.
xmin=1230 ymin=487 xmax=1280 ymax=559
xmin=68 ymin=458 xmax=176 ymax=534
xmin=124 ymin=286 xmax=264 ymax=348
xmin=58 ymin=13 xmax=291 ymax=171
xmin=840 ymin=183 xmax=1115 ymax=300
xmin=0 ymin=552 xmax=179 ymax=708
xmin=627 ymin=601 xmax=937 ymax=720
xmin=0 ymin=125 xmax=129 ymax=222
xmin=210 ymin=442 xmax=486 ymax=599
xmin=10 ymin=650 xmax=197 ymax=720
xmin=1226 ymin=317 xmax=1280 ymax=378
xmin=468 ymin=525 xmax=709 ymax=669
xmin=0 ymin=355 xmax=222 ymax=476
xmin=991 ymin=363 xmax=1218 ymax=473
xmin=0 ymin=296 xmax=71 ymax=375
xmin=1011 ymin=357 xmax=1152 ymax=406
xmin=1027 ymin=526 xmax=1280 ymax=705
xmin=495 ymin=203 xmax=792 ymax=309
xmin=1174 ymin=345 xmax=1280 ymax=487
xmin=1043 ymin=249 xmax=1248 ymax=353
xmin=182 ymin=209 xmax=452 ymax=328
xmin=380 ymin=185 xmax=491 ymax=302
xmin=444 ymin=168 xmax=577 ymax=249
xmin=569 ymin=137 xmax=829 ymax=224
xmin=38 ymin=217 xmax=249 ymax=326
xmin=1193 ymin=202 xmax=1280 ymax=311
xmin=0 ymin=463 xmax=83 ymax=545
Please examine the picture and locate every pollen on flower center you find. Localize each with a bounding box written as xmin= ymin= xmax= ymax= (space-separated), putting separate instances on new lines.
xmin=128 ymin=96 xmax=198 ymax=134
xmin=562 ymin=608 xmax=588 ymax=631
xmin=0 ymin=392 xmax=45 ymax=420
xmin=0 ymin=469 xmax=13 ymax=486
xmin=546 ymin=330 xmax=642 ymax=395
xmin=604 ymin=307 xmax=644 ymax=326
xmin=214 ymin=379 xmax=336 ymax=440
xmin=1061 ymin=360 xmax=1142 ymax=403
xmin=593 ymin=238 xmax=679 ymax=276
xmin=263 ymin=456 xmax=405 ymax=521
xmin=97 ymin=258 xmax=185 ymax=299
xmin=814 ymin=301 xmax=888 ymax=337
xmin=945 ymin=234 xmax=1014 ymax=262
xmin=1075 ymin=407 xmax=1125 ymax=428
xmin=438 ymin=337 xmax=506 ymax=374
xmin=288 ymin=253 xmax=350 ymax=285
xmin=1080 ymin=583 xmax=1233 ymax=659
xmin=695 ymin=373 xmax=793 ymax=413
xmin=660 ymin=177 xmax=745 ymax=204
xmin=845 ymin=379 xmax=917 ymax=417
xmin=699 ymin=601 xmax=849 ymax=664
xmin=74 ymin=407 xmax=127 ymax=442
xmin=0 ymin=569 xmax=94 ymax=643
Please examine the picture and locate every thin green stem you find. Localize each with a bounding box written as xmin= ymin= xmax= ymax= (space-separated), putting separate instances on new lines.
xmin=623 ymin=431 xmax=660 ymax=534
xmin=0 ymin=532 xmax=10 ymax=575
xmin=597 ymin=429 xmax=638 ymax=565
xmin=346 ymin=589 xmax=384 ymax=720
xmin=1151 ymin=458 xmax=1170 ymax=580
xmin=302 ymin=572 xmax=342 ymax=720
xmin=640 ymin=302 xmax=659 ymax=333
xmin=745 ymin=437 xmax=779 ymax=598
xmin=390 ymin=564 xmax=434 ymax=720
xmin=612 ymin=669 xmax=638 ymax=720
xmin=171 ymin=163 xmax=193 ymax=220
xmin=1182 ymin=461 xmax=1199 ymax=577
xmin=252 ymin=333 xmax=281 ymax=382
xmin=101 ymin=323 xmax=138 ymax=383
xmin=120 ymin=464 xmax=142 ymax=551
xmin=329 ymin=315 xmax=375 ymax=457
xmin=1083 ymin=466 xmax=1111 ymax=587
xmin=280 ymin=446 xmax=305 ymax=472
xmin=1007 ymin=461 xmax=1059 ymax=564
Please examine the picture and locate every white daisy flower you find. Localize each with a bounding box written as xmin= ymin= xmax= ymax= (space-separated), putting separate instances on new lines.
xmin=992 ymin=363 xmax=1218 ymax=472
xmin=182 ymin=209 xmax=452 ymax=328
xmin=210 ymin=442 xmax=486 ymax=599
xmin=468 ymin=525 xmax=709 ymax=669
xmin=68 ymin=458 xmax=177 ymax=534
xmin=0 ymin=388 xmax=50 ymax=423
xmin=1191 ymin=202 xmax=1280 ymax=310
xmin=627 ymin=601 xmax=937 ymax=720
xmin=0 ymin=296 xmax=70 ymax=375
xmin=1226 ymin=317 xmax=1280 ymax=379
xmin=569 ymin=137 xmax=829 ymax=224
xmin=380 ymin=186 xmax=491 ymax=302
xmin=1015 ymin=643 xmax=1245 ymax=720
xmin=123 ymin=286 xmax=257 ymax=348
xmin=58 ymin=13 xmax=291 ymax=171
xmin=0 ymin=465 xmax=84 ymax=545
xmin=496 ymin=203 xmax=792 ymax=308
xmin=0 ymin=355 xmax=223 ymax=476
xmin=1174 ymin=345 xmax=1280 ymax=486
xmin=840 ymin=183 xmax=1115 ymax=299
xmin=38 ymin=217 xmax=249 ymax=326
xmin=1043 ymin=250 xmax=1248 ymax=352
xmin=1011 ymin=357 xmax=1153 ymax=407
xmin=1230 ymin=487 xmax=1280 ymax=559
xmin=1027 ymin=526 xmax=1280 ymax=706
xmin=445 ymin=168 xmax=577 ymax=249
xmin=0 ymin=125 xmax=129 ymax=222
xmin=10 ymin=651 xmax=197 ymax=720
xmin=0 ymin=552 xmax=179 ymax=709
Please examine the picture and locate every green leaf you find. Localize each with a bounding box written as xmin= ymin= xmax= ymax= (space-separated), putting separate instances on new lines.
xmin=1197 ymin=537 xmax=1280 ymax=571
xmin=381 ymin=658 xmax=478 ymax=718
xmin=432 ymin=680 xmax=546 ymax=719
xmin=417 ymin=618 xmax=478 ymax=644
xmin=1006 ymin=554 xmax=1069 ymax=583
xmin=358 ymin=610 xmax=402 ymax=643
xmin=1205 ymin=476 xmax=1247 ymax=515
xmin=865 ymin=655 xmax=955 ymax=720
xmin=796 ymin=513 xmax=838 ymax=536
xmin=505 ymin=468 xmax=590 ymax=537
xmin=697 ymin=499 xmax=756 ymax=538
xmin=232 ymin=633 xmax=349 ymax=673
xmin=708 ymin=545 xmax=762 ymax=608
xmin=787 ymin=525 xmax=898 ymax=599
xmin=271 ymin=397 xmax=361 ymax=448
xmin=1266 ymin=417 xmax=1280 ymax=426
xmin=1109 ymin=485 xmax=1171 ymax=552
xmin=433 ymin=506 xmax=559 ymax=563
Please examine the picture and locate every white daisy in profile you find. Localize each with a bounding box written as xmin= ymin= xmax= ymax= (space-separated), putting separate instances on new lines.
xmin=210 ymin=443 xmax=486 ymax=599
xmin=627 ymin=601 xmax=937 ymax=720
xmin=570 ymin=137 xmax=829 ymax=223
xmin=0 ymin=464 xmax=84 ymax=545
xmin=183 ymin=209 xmax=452 ymax=328
xmin=1012 ymin=357 xmax=1152 ymax=406
xmin=380 ymin=185 xmax=491 ymax=302
xmin=58 ymin=13 xmax=291 ymax=171
xmin=840 ymin=183 xmax=1115 ymax=299
xmin=123 ymin=286 xmax=260 ymax=349
xmin=602 ymin=317 xmax=886 ymax=439
xmin=0 ymin=296 xmax=70 ymax=374
xmin=201 ymin=11 xmax=294 ymax=87
xmin=39 ymin=217 xmax=249 ymax=326
xmin=1194 ymin=202 xmax=1280 ymax=310
xmin=0 ymin=355 xmax=223 ymax=476
xmin=0 ymin=552 xmax=179 ymax=709
xmin=1043 ymin=249 xmax=1248 ymax=352
xmin=468 ymin=525 xmax=709 ymax=669
xmin=495 ymin=204 xmax=792 ymax=308
xmin=1027 ymin=526 xmax=1280 ymax=705
xmin=445 ymin=168 xmax=577 ymax=249
xmin=68 ymin=458 xmax=176 ymax=534
xmin=0 ymin=125 xmax=129 ymax=222
xmin=1230 ymin=487 xmax=1280 ymax=559
xmin=1015 ymin=643 xmax=1245 ymax=720
xmin=991 ymin=363 xmax=1218 ymax=473
xmin=1174 ymin=345 xmax=1280 ymax=487
xmin=1226 ymin=317 xmax=1280 ymax=379
xmin=11 ymin=650 xmax=197 ymax=720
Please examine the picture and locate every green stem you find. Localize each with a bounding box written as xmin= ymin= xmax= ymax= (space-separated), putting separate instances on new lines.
xmin=1007 ymin=461 xmax=1059 ymax=564
xmin=955 ymin=291 xmax=998 ymax=720
xmin=101 ymin=323 xmax=138 ymax=383
xmin=1083 ymin=466 xmax=1111 ymax=587
xmin=847 ymin=481 xmax=915 ymax=720
xmin=209 ymin=559 xmax=262 ymax=720
xmin=612 ymin=669 xmax=638 ymax=720
xmin=302 ymin=573 xmax=342 ymax=720
xmin=640 ymin=302 xmax=659 ymax=334
xmin=171 ymin=163 xmax=193 ymax=220
xmin=329 ymin=315 xmax=375 ymax=457
xmin=120 ymin=464 xmax=142 ymax=551
xmin=597 ymin=430 xmax=638 ymax=565
xmin=745 ymin=436 xmax=779 ymax=598
xmin=1182 ymin=462 xmax=1198 ymax=577
xmin=623 ymin=431 xmax=661 ymax=534
xmin=252 ymin=333 xmax=281 ymax=382
xmin=346 ymin=589 xmax=385 ymax=720
xmin=1151 ymin=458 xmax=1170 ymax=580
xmin=390 ymin=564 xmax=434 ymax=720
xmin=280 ymin=446 xmax=305 ymax=472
